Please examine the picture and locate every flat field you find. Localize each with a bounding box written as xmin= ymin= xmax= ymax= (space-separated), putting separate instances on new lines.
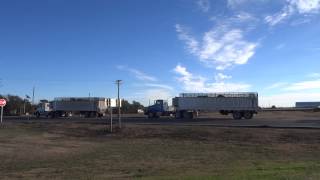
xmin=1 ymin=113 xmax=320 ymax=180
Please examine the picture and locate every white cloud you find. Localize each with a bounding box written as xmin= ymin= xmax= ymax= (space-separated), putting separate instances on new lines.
xmin=260 ymin=92 xmax=320 ymax=107
xmin=291 ymin=0 xmax=320 ymax=14
xmin=266 ymin=78 xmax=320 ymax=91
xmin=176 ymin=24 xmax=258 ymax=70
xmin=173 ymin=64 xmax=250 ymax=92
xmin=131 ymin=89 xmax=174 ymax=106
xmin=215 ymin=73 xmax=232 ymax=82
xmin=117 ymin=65 xmax=157 ymax=82
xmin=283 ymin=79 xmax=320 ymax=91
xmin=197 ymin=0 xmax=210 ymax=12
xmin=261 ymin=75 xmax=320 ymax=107
xmin=173 ymin=64 xmax=206 ymax=92
xmin=145 ymin=89 xmax=173 ymax=101
xmin=265 ymin=0 xmax=320 ymax=26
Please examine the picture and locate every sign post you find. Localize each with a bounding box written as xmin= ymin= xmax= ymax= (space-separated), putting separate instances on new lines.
xmin=0 ymin=99 xmax=7 ymax=124
xmin=110 ymin=107 xmax=113 ymax=133
xmin=109 ymin=99 xmax=117 ymax=133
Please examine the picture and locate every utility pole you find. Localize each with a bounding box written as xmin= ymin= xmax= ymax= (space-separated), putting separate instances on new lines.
xmin=32 ymin=86 xmax=35 ymax=105
xmin=23 ymin=99 xmax=26 ymax=115
xmin=116 ymin=80 xmax=122 ymax=129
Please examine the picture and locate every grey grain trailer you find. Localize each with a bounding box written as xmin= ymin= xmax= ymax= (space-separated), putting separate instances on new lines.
xmin=172 ymin=92 xmax=259 ymax=119
xmin=49 ymin=97 xmax=110 ymax=118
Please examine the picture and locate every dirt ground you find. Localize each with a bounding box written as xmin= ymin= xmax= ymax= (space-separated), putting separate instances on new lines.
xmin=1 ymin=114 xmax=320 ymax=179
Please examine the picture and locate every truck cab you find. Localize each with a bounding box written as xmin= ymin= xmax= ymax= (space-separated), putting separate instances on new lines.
xmin=145 ymin=99 xmax=170 ymax=118
xmin=35 ymin=102 xmax=52 ymax=118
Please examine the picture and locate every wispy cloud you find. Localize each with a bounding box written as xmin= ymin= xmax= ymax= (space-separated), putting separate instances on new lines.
xmin=231 ymin=12 xmax=259 ymax=23
xmin=175 ymin=24 xmax=199 ymax=55
xmin=144 ymin=83 xmax=173 ymax=90
xmin=308 ymin=73 xmax=320 ymax=78
xmin=175 ymin=24 xmax=258 ymax=70
xmin=265 ymin=8 xmax=290 ymax=26
xmin=117 ymin=66 xmax=174 ymax=105
xmin=227 ymin=0 xmax=250 ymax=9
xmin=117 ymin=65 xmax=157 ymax=82
xmin=266 ymin=77 xmax=320 ymax=91
xmin=265 ymin=82 xmax=289 ymax=90
xmin=275 ymin=43 xmax=286 ymax=50
xmin=196 ymin=0 xmax=210 ymax=12
xmin=173 ymin=64 xmax=250 ymax=92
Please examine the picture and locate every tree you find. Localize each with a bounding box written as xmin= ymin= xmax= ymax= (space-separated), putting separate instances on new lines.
xmin=0 ymin=94 xmax=34 ymax=115
xmin=115 ymin=100 xmax=144 ymax=114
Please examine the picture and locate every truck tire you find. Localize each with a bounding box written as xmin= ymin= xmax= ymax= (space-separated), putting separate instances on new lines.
xmin=243 ymin=111 xmax=253 ymax=119
xmin=85 ymin=112 xmax=91 ymax=118
xmin=232 ymin=111 xmax=242 ymax=120
xmin=147 ymin=112 xmax=153 ymax=118
xmin=183 ymin=111 xmax=193 ymax=119
xmin=175 ymin=111 xmax=182 ymax=119
xmin=91 ymin=112 xmax=97 ymax=118
xmin=154 ymin=113 xmax=160 ymax=118
xmin=36 ymin=112 xmax=40 ymax=118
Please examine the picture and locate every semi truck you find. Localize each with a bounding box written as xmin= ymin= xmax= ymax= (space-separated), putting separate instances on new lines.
xmin=145 ymin=99 xmax=173 ymax=118
xmin=35 ymin=97 xmax=110 ymax=118
xmin=145 ymin=92 xmax=259 ymax=119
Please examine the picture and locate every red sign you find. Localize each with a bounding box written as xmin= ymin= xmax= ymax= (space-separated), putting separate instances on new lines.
xmin=0 ymin=99 xmax=6 ymax=107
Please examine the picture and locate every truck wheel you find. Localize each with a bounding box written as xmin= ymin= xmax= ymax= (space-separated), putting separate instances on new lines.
xmin=36 ymin=112 xmax=40 ymax=118
xmin=49 ymin=112 xmax=55 ymax=119
xmin=243 ymin=111 xmax=253 ymax=119
xmin=183 ymin=111 xmax=193 ymax=119
xmin=175 ymin=111 xmax=181 ymax=119
xmin=232 ymin=111 xmax=242 ymax=120
xmin=91 ymin=112 xmax=97 ymax=118
xmin=148 ymin=112 xmax=154 ymax=118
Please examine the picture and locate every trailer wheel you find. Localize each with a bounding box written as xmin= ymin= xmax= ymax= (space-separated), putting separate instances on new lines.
xmin=243 ymin=111 xmax=253 ymax=119
xmin=232 ymin=111 xmax=242 ymax=120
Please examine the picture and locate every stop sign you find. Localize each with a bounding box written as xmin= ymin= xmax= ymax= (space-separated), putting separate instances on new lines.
xmin=0 ymin=99 xmax=6 ymax=107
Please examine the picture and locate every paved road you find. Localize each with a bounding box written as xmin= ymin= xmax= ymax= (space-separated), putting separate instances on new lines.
xmin=2 ymin=111 xmax=320 ymax=129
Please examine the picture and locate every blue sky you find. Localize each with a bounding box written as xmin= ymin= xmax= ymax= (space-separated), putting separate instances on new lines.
xmin=0 ymin=0 xmax=320 ymax=107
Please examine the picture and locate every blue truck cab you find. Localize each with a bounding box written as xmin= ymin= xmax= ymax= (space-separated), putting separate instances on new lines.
xmin=145 ymin=99 xmax=171 ymax=118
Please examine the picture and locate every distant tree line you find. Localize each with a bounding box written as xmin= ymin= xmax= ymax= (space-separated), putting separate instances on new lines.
xmin=120 ymin=100 xmax=144 ymax=114
xmin=0 ymin=94 xmax=34 ymax=116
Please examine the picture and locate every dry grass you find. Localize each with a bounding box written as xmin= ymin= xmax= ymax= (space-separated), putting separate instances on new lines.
xmin=1 ymin=120 xmax=320 ymax=179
